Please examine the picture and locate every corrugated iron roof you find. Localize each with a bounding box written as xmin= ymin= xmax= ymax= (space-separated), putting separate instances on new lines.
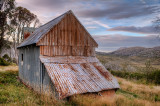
xmin=40 ymin=56 xmax=120 ymax=99
xmin=18 ymin=10 xmax=98 ymax=48
xmin=23 ymin=27 xmax=36 ymax=33
xmin=17 ymin=11 xmax=68 ymax=48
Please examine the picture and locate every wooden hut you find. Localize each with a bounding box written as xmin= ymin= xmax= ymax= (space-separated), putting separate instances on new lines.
xmin=17 ymin=10 xmax=119 ymax=99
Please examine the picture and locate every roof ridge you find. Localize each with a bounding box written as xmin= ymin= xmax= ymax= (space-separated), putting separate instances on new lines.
xmin=38 ymin=10 xmax=71 ymax=29
xmin=18 ymin=10 xmax=71 ymax=48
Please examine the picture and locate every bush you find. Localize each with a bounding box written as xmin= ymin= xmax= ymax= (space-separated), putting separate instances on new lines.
xmin=2 ymin=54 xmax=12 ymax=63
xmin=0 ymin=57 xmax=10 ymax=66
xmin=110 ymin=69 xmax=160 ymax=85
xmin=147 ymin=70 xmax=160 ymax=85
xmin=12 ymin=58 xmax=17 ymax=64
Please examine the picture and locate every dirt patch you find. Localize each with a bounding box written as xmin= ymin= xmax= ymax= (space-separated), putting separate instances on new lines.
xmin=0 ymin=65 xmax=18 ymax=72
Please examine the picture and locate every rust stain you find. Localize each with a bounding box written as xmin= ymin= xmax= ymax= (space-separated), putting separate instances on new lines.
xmin=68 ymin=64 xmax=78 ymax=72
xmin=93 ymin=63 xmax=112 ymax=81
xmin=80 ymin=63 xmax=97 ymax=78
xmin=40 ymin=53 xmax=119 ymax=99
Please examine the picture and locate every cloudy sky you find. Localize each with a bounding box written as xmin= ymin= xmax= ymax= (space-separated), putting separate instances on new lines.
xmin=16 ymin=0 xmax=160 ymax=52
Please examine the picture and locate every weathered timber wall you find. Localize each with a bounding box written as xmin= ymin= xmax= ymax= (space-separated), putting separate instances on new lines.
xmin=40 ymin=46 xmax=95 ymax=56
xmin=37 ymin=13 xmax=97 ymax=56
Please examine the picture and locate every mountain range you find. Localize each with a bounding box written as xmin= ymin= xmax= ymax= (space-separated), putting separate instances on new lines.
xmin=97 ymin=46 xmax=160 ymax=58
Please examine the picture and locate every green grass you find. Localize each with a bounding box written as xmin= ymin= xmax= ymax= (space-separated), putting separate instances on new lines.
xmin=0 ymin=71 xmax=65 ymax=105
xmin=0 ymin=68 xmax=160 ymax=106
xmin=117 ymin=89 xmax=139 ymax=99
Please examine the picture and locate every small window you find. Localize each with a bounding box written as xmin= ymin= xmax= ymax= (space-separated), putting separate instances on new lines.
xmin=21 ymin=54 xmax=23 ymax=61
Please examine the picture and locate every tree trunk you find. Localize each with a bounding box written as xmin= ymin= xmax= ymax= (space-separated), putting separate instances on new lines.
xmin=17 ymin=23 xmax=21 ymax=44
xmin=0 ymin=12 xmax=6 ymax=54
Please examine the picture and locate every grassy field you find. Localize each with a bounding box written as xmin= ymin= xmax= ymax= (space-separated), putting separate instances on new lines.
xmin=0 ymin=65 xmax=160 ymax=106
xmin=96 ymin=55 xmax=160 ymax=71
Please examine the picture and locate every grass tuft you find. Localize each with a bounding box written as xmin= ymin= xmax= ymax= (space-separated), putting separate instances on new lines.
xmin=0 ymin=66 xmax=160 ymax=105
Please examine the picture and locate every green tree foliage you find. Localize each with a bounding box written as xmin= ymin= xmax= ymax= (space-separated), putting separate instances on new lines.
xmin=0 ymin=0 xmax=15 ymax=53
xmin=0 ymin=57 xmax=10 ymax=66
xmin=2 ymin=54 xmax=12 ymax=62
xmin=0 ymin=3 xmax=40 ymax=59
xmin=12 ymin=6 xmax=37 ymax=43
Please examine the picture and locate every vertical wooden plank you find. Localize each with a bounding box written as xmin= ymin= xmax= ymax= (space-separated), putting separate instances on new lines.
xmin=59 ymin=46 xmax=61 ymax=56
xmin=52 ymin=46 xmax=54 ymax=56
xmin=41 ymin=46 xmax=42 ymax=55
xmin=54 ymin=26 xmax=57 ymax=45
xmin=43 ymin=46 xmax=47 ymax=55
xmin=78 ymin=24 xmax=82 ymax=46
xmin=68 ymin=14 xmax=71 ymax=46
xmin=76 ymin=19 xmax=80 ymax=46
xmin=52 ymin=29 xmax=55 ymax=46
xmin=48 ymin=46 xmax=50 ymax=56
xmin=64 ymin=15 xmax=68 ymax=46
xmin=40 ymin=46 xmax=41 ymax=54
xmin=57 ymin=24 xmax=60 ymax=45
xmin=49 ymin=32 xmax=51 ymax=56
xmin=59 ymin=21 xmax=63 ymax=46
xmin=56 ymin=45 xmax=59 ymax=56
xmin=74 ymin=17 xmax=77 ymax=46
xmin=50 ymin=46 xmax=51 ymax=56
xmin=67 ymin=46 xmax=69 ymax=56
xmin=62 ymin=46 xmax=64 ymax=56
xmin=43 ymin=46 xmax=45 ymax=55
xmin=50 ymin=30 xmax=52 ymax=46
xmin=60 ymin=46 xmax=62 ymax=56
xmin=61 ymin=19 xmax=64 ymax=46
xmin=71 ymin=14 xmax=75 ymax=46
xmin=55 ymin=46 xmax=57 ymax=56
xmin=46 ymin=34 xmax=48 ymax=46
xmin=82 ymin=28 xmax=85 ymax=46
xmin=45 ymin=35 xmax=47 ymax=45
xmin=48 ymin=32 xmax=50 ymax=46
xmin=42 ymin=46 xmax=43 ymax=55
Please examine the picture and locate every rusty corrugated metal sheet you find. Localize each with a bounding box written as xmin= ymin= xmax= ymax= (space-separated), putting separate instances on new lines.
xmin=40 ymin=56 xmax=120 ymax=99
xmin=40 ymin=56 xmax=99 ymax=63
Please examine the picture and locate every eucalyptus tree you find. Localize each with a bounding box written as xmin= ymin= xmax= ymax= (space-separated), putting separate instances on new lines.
xmin=13 ymin=6 xmax=37 ymax=43
xmin=0 ymin=0 xmax=15 ymax=53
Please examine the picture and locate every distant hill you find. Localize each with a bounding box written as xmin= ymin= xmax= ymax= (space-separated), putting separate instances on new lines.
xmin=97 ymin=46 xmax=160 ymax=58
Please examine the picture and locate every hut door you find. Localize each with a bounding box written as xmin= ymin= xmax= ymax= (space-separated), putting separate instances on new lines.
xmin=40 ymin=63 xmax=46 ymax=91
xmin=41 ymin=63 xmax=45 ymax=85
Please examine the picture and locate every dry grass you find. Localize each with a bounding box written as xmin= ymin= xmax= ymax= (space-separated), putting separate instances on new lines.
xmin=96 ymin=55 xmax=160 ymax=71
xmin=0 ymin=65 xmax=18 ymax=72
xmin=0 ymin=66 xmax=160 ymax=106
xmin=117 ymin=77 xmax=160 ymax=94
xmin=68 ymin=93 xmax=160 ymax=106
xmin=117 ymin=77 xmax=160 ymax=102
xmin=67 ymin=77 xmax=160 ymax=106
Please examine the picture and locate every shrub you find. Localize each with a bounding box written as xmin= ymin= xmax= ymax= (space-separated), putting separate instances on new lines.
xmin=147 ymin=70 xmax=160 ymax=85
xmin=12 ymin=58 xmax=17 ymax=64
xmin=2 ymin=54 xmax=12 ymax=63
xmin=0 ymin=57 xmax=10 ymax=66
xmin=110 ymin=69 xmax=160 ymax=85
